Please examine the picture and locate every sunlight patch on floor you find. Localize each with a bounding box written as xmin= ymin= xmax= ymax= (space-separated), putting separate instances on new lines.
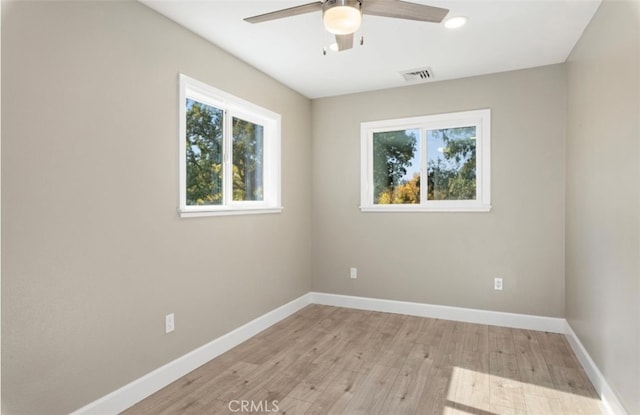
xmin=443 ymin=366 xmax=604 ymax=415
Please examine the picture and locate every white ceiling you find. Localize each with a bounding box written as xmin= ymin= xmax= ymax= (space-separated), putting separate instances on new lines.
xmin=140 ymin=0 xmax=601 ymax=99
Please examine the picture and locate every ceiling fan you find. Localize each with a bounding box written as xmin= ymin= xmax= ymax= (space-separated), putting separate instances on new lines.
xmin=244 ymin=0 xmax=449 ymax=52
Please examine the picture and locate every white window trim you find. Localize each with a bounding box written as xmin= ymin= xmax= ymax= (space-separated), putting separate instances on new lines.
xmin=360 ymin=109 xmax=491 ymax=212
xmin=178 ymin=74 xmax=282 ymax=218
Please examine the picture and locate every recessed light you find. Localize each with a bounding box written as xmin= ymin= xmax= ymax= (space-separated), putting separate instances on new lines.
xmin=445 ymin=16 xmax=467 ymax=29
xmin=329 ymin=42 xmax=339 ymax=52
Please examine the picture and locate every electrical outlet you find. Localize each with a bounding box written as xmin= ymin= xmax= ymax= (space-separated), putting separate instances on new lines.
xmin=165 ymin=313 xmax=175 ymax=334
xmin=494 ymin=278 xmax=503 ymax=291
xmin=350 ymin=267 xmax=357 ymax=279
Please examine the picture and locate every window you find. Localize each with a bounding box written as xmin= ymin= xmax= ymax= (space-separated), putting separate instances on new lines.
xmin=361 ymin=109 xmax=491 ymax=212
xmin=178 ymin=74 xmax=281 ymax=217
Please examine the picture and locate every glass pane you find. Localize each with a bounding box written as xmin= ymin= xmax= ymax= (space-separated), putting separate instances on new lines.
xmin=232 ymin=117 xmax=264 ymax=201
xmin=427 ymin=126 xmax=476 ymax=200
xmin=372 ymin=129 xmax=420 ymax=204
xmin=185 ymin=98 xmax=223 ymax=205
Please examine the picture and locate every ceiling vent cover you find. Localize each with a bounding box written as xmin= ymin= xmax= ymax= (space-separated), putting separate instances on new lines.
xmin=401 ymin=67 xmax=434 ymax=82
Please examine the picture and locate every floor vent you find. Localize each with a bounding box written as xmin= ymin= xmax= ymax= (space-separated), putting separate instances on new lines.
xmin=401 ymin=67 xmax=434 ymax=82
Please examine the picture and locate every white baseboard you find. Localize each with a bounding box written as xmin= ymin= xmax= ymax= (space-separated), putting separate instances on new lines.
xmin=73 ymin=291 xmax=626 ymax=415
xmin=310 ymin=292 xmax=566 ymax=333
xmin=71 ymin=293 xmax=313 ymax=415
xmin=564 ymin=321 xmax=629 ymax=415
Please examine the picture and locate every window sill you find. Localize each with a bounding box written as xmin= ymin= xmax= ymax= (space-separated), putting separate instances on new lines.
xmin=179 ymin=206 xmax=284 ymax=218
xmin=360 ymin=204 xmax=492 ymax=213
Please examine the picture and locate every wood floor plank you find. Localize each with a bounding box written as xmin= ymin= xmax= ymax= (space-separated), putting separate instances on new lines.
xmin=377 ymin=342 xmax=434 ymax=415
xmin=122 ymin=306 xmax=605 ymax=415
xmin=522 ymin=392 xmax=565 ymax=415
xmin=332 ymin=311 xmax=389 ymax=373
xmin=548 ymin=365 xmax=605 ymax=414
xmin=239 ymin=330 xmax=342 ymax=405
xmin=513 ymin=329 xmax=554 ymax=389
xmin=273 ymin=396 xmax=312 ymax=415
xmin=286 ymin=361 xmax=338 ymax=403
xmin=373 ymin=313 xmax=417 ymax=369
xmin=415 ymin=363 xmax=454 ymax=415
xmin=488 ymin=355 xmax=527 ymax=414
xmin=303 ymin=369 xmax=367 ymax=415
xmin=341 ymin=364 xmax=399 ymax=415
xmin=415 ymin=319 xmax=466 ymax=415
xmin=536 ymin=330 xmax=603 ymax=414
xmin=396 ymin=315 xmax=426 ymax=344
xmin=451 ymin=323 xmax=491 ymax=414
xmin=512 ymin=329 xmax=566 ymax=415
xmin=488 ymin=325 xmax=527 ymax=414
xmin=227 ymin=323 xmax=344 ymax=404
xmin=414 ymin=316 xmax=437 ymax=345
xmin=489 ymin=325 xmax=517 ymax=355
xmin=534 ymin=331 xmax=579 ymax=369
xmin=463 ymin=322 xmax=490 ymax=354
xmin=124 ymin=361 xmax=258 ymax=415
xmin=214 ymin=346 xmax=307 ymax=404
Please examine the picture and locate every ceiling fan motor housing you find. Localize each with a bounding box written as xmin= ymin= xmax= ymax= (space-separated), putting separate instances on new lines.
xmin=323 ymin=0 xmax=363 ymax=35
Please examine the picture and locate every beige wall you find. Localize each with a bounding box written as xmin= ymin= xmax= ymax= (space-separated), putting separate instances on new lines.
xmin=311 ymin=64 xmax=567 ymax=318
xmin=3 ymin=0 xmax=638 ymax=413
xmin=565 ymin=1 xmax=640 ymax=413
xmin=1 ymin=1 xmax=312 ymax=413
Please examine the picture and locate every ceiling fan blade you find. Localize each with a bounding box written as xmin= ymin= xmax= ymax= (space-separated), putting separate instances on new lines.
xmin=335 ymin=33 xmax=354 ymax=51
xmin=244 ymin=2 xmax=323 ymax=24
xmin=363 ymin=0 xmax=449 ymax=23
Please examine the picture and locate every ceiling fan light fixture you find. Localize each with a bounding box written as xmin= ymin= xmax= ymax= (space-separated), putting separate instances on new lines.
xmin=323 ymin=0 xmax=362 ymax=35
xmin=444 ymin=16 xmax=467 ymax=29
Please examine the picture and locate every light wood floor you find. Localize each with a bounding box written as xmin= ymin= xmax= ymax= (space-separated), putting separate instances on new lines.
xmin=123 ymin=305 xmax=604 ymax=415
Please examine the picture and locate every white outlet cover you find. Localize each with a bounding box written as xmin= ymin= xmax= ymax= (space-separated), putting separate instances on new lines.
xmin=165 ymin=313 xmax=175 ymax=333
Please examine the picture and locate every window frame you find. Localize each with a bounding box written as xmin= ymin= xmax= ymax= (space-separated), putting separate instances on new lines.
xmin=178 ymin=74 xmax=282 ymax=217
xmin=360 ymin=109 xmax=491 ymax=212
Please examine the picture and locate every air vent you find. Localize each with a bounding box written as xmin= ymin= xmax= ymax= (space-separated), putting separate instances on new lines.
xmin=401 ymin=67 xmax=434 ymax=82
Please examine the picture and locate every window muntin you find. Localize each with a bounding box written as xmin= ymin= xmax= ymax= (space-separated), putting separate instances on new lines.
xmin=179 ymin=74 xmax=281 ymax=217
xmin=361 ymin=109 xmax=491 ymax=212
